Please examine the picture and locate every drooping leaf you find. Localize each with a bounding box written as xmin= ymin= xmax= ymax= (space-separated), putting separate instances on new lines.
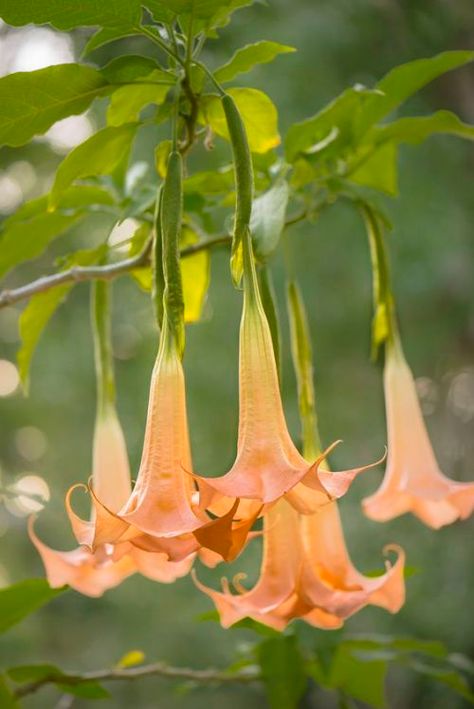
xmin=50 ymin=124 xmax=138 ymax=208
xmin=214 ymin=41 xmax=295 ymax=83
xmin=0 ymin=213 xmax=84 ymax=280
xmin=100 ymin=55 xmax=163 ymax=83
xmin=157 ymin=0 xmax=241 ymax=19
xmin=0 ymin=64 xmax=108 ymax=148
xmin=251 ymin=179 xmax=289 ymax=260
xmin=107 ymin=81 xmax=172 ymax=126
xmin=0 ymin=675 xmax=18 ymax=709
xmin=329 ymin=645 xmax=388 ymax=709
xmin=349 ymin=142 xmax=398 ymax=196
xmin=371 ymin=110 xmax=474 ymax=146
xmin=355 ymin=50 xmax=474 ymax=137
xmin=202 ymin=87 xmax=280 ymax=153
xmin=0 ymin=185 xmax=116 ymax=280
xmin=0 ymin=580 xmax=66 ymax=634
xmin=0 ymin=0 xmax=142 ymax=30
xmin=17 ymin=246 xmax=107 ymax=390
xmin=285 ymin=85 xmax=376 ymax=162
xmin=257 ymin=635 xmax=307 ymax=709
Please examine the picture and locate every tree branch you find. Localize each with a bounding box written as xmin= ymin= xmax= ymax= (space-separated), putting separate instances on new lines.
xmin=0 ymin=236 xmax=231 ymax=310
xmin=13 ymin=661 xmax=260 ymax=699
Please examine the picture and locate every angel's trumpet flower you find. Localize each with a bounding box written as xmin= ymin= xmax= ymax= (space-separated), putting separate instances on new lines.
xmin=363 ymin=340 xmax=474 ymax=528
xmin=194 ymin=495 xmax=405 ymax=630
xmin=30 ymin=409 xmax=193 ymax=597
xmin=196 ymin=235 xmax=372 ymax=515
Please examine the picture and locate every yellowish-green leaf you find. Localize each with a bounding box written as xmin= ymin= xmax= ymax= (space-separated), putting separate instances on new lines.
xmin=107 ymin=83 xmax=171 ymax=126
xmin=251 ymin=179 xmax=289 ymax=260
xmin=180 ymin=226 xmax=210 ymax=323
xmin=349 ymin=142 xmax=398 ymax=196
xmin=214 ymin=41 xmax=295 ymax=84
xmin=50 ymin=124 xmax=138 ymax=208
xmin=202 ymin=88 xmax=280 ymax=154
xmin=154 ymin=140 xmax=173 ymax=178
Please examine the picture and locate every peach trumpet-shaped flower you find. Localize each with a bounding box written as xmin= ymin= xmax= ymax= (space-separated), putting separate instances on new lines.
xmin=195 ymin=236 xmax=373 ymax=514
xmin=363 ymin=340 xmax=474 ymax=528
xmin=194 ymin=496 xmax=405 ymax=631
xmin=30 ymin=408 xmax=193 ymax=597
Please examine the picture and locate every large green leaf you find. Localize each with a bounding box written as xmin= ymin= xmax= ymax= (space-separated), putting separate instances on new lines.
xmin=158 ymin=0 xmax=239 ymax=19
xmin=214 ymin=41 xmax=295 ymax=83
xmin=0 ymin=64 xmax=109 ymax=148
xmin=202 ymin=87 xmax=280 ymax=153
xmin=355 ymin=50 xmax=474 ymax=137
xmin=0 ymin=676 xmax=18 ymax=709
xmin=257 ymin=636 xmax=307 ymax=709
xmin=0 ymin=580 xmax=66 ymax=634
xmin=107 ymin=80 xmax=172 ymax=126
xmin=0 ymin=186 xmax=115 ymax=280
xmin=0 ymin=0 xmax=142 ymax=29
xmin=50 ymin=124 xmax=138 ymax=207
xmin=349 ymin=142 xmax=398 ymax=196
xmin=17 ymin=246 xmax=107 ymax=390
xmin=329 ymin=645 xmax=388 ymax=709
xmin=100 ymin=55 xmax=163 ymax=83
xmin=285 ymin=85 xmax=375 ymax=162
xmin=371 ymin=110 xmax=474 ymax=146
xmin=251 ymin=179 xmax=289 ymax=260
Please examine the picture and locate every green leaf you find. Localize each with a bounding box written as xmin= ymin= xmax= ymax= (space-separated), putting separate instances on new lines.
xmin=257 ymin=635 xmax=307 ymax=709
xmin=258 ymin=266 xmax=281 ymax=377
xmin=214 ymin=41 xmax=295 ymax=83
xmin=202 ymin=87 xmax=280 ymax=153
xmin=371 ymin=109 xmax=474 ymax=146
xmin=0 ymin=580 xmax=66 ymax=634
xmin=285 ymin=85 xmax=376 ymax=162
xmin=180 ymin=226 xmax=210 ymax=323
xmin=50 ymin=124 xmax=138 ymax=208
xmin=184 ymin=169 xmax=234 ymax=195
xmin=349 ymin=142 xmax=398 ymax=196
xmin=58 ymin=681 xmax=110 ymax=699
xmin=410 ymin=661 xmax=474 ymax=704
xmin=0 ymin=675 xmax=18 ymax=709
xmin=100 ymin=55 xmax=162 ymax=83
xmin=251 ymin=179 xmax=289 ymax=260
xmin=0 ymin=64 xmax=108 ymax=148
xmin=330 ymin=645 xmax=388 ymax=709
xmin=0 ymin=185 xmax=115 ymax=280
xmin=0 ymin=212 xmax=84 ymax=281
xmin=0 ymin=0 xmax=142 ymax=30
xmin=158 ymin=0 xmax=240 ymax=19
xmin=17 ymin=246 xmax=107 ymax=390
xmin=83 ymin=26 xmax=140 ymax=55
xmin=107 ymin=81 xmax=172 ymax=126
xmin=355 ymin=50 xmax=474 ymax=137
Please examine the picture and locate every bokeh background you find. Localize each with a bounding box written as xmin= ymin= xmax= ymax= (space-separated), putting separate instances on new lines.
xmin=1 ymin=0 xmax=474 ymax=707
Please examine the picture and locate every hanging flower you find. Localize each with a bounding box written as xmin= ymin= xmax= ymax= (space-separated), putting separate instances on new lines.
xmin=363 ymin=340 xmax=474 ymax=528
xmin=194 ymin=497 xmax=404 ymax=630
xmin=195 ymin=235 xmax=376 ymax=517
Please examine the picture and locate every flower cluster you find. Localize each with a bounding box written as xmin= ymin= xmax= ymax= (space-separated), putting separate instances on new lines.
xmin=31 ymin=222 xmax=474 ymax=632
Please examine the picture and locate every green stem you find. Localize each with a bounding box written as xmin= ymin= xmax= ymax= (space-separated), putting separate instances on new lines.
xmin=92 ymin=281 xmax=116 ymax=418
xmin=195 ymin=61 xmax=226 ymax=96
xmin=138 ymin=25 xmax=185 ymax=66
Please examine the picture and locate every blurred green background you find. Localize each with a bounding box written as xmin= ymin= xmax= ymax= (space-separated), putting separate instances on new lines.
xmin=1 ymin=0 xmax=474 ymax=707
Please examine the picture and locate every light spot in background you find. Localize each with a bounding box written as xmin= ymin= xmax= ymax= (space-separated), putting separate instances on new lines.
xmin=0 ymin=27 xmax=74 ymax=76
xmin=15 ymin=427 xmax=48 ymax=462
xmin=0 ymin=360 xmax=20 ymax=397
xmin=448 ymin=368 xmax=474 ymax=423
xmin=109 ymin=218 xmax=139 ymax=253
xmin=0 ymin=172 xmax=23 ymax=214
xmin=0 ymin=307 xmax=19 ymax=344
xmin=46 ymin=114 xmax=94 ymax=153
xmin=7 ymin=161 xmax=37 ymax=194
xmin=8 ymin=474 xmax=50 ymax=516
xmin=415 ymin=376 xmax=439 ymax=416
xmin=113 ymin=324 xmax=142 ymax=360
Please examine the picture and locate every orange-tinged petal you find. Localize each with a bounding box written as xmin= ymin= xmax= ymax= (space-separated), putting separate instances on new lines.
xmin=193 ymin=499 xmax=262 ymax=562
xmin=363 ymin=342 xmax=474 ymax=528
xmin=116 ymin=334 xmax=207 ymax=537
xmin=92 ymin=411 xmax=132 ymax=513
xmin=29 ymin=518 xmax=136 ymax=598
xmin=129 ymin=546 xmax=194 ymax=583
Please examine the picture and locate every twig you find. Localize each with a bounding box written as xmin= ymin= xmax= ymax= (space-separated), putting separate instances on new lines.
xmin=13 ymin=661 xmax=260 ymax=699
xmin=0 ymin=236 xmax=231 ymax=309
